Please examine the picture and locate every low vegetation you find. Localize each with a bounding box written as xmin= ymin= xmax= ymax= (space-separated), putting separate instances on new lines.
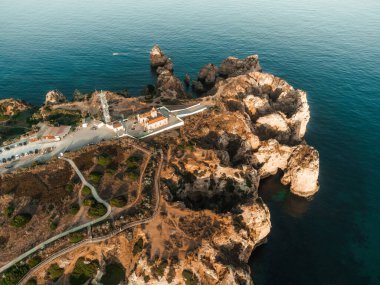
xmin=100 ymin=263 xmax=125 ymax=285
xmin=88 ymin=171 xmax=103 ymax=184
xmin=69 ymin=204 xmax=80 ymax=215
xmin=0 ymin=263 xmax=29 ymax=285
xmin=133 ymin=237 xmax=144 ymax=256
xmin=182 ymin=269 xmax=199 ymax=285
xmin=4 ymin=205 xmax=14 ymax=218
xmin=27 ymin=256 xmax=41 ymax=268
xmin=68 ymin=232 xmax=84 ymax=243
xmin=88 ymin=202 xmax=107 ymax=217
xmin=25 ymin=279 xmax=37 ymax=285
xmin=69 ymin=257 xmax=98 ymax=285
xmin=10 ymin=213 xmax=32 ymax=228
xmin=110 ymin=195 xmax=128 ymax=208
xmin=125 ymin=155 xmax=141 ymax=181
xmin=98 ymin=154 xmax=112 ymax=166
xmin=46 ymin=110 xmax=81 ymax=126
xmin=47 ymin=263 xmax=64 ymax=281
xmin=82 ymin=185 xmax=92 ymax=196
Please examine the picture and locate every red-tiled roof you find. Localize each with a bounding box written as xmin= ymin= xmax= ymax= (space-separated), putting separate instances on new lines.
xmin=148 ymin=116 xmax=167 ymax=125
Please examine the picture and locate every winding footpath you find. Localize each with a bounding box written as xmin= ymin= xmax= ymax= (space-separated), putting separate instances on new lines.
xmin=17 ymin=149 xmax=163 ymax=285
xmin=0 ymin=158 xmax=112 ymax=274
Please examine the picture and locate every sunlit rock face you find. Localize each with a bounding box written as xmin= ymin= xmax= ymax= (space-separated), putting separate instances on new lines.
xmin=281 ymin=145 xmax=320 ymax=197
xmin=45 ymin=90 xmax=67 ymax=105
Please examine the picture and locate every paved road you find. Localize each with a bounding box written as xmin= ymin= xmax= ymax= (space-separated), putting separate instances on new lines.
xmin=0 ymin=125 xmax=115 ymax=173
xmin=0 ymin=158 xmax=112 ymax=274
xmin=17 ymin=150 xmax=163 ymax=285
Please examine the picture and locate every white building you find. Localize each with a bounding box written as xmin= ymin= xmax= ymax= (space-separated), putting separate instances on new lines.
xmin=137 ymin=107 xmax=169 ymax=130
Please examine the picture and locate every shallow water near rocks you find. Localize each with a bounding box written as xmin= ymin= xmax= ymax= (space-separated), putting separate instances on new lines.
xmin=1 ymin=0 xmax=380 ymax=284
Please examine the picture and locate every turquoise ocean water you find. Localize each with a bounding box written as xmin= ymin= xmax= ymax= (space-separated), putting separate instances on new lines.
xmin=1 ymin=0 xmax=379 ymax=284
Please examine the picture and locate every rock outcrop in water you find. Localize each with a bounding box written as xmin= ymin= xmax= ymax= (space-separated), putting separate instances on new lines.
xmin=150 ymin=45 xmax=186 ymax=100
xmin=45 ymin=90 xmax=67 ymax=105
xmin=191 ymin=54 xmax=262 ymax=94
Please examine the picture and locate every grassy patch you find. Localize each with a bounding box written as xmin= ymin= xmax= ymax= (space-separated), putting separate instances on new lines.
xmin=10 ymin=213 xmax=32 ymax=228
xmin=69 ymin=257 xmax=98 ymax=285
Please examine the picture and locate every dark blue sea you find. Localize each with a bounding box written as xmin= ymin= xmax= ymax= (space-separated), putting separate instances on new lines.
xmin=1 ymin=0 xmax=379 ymax=284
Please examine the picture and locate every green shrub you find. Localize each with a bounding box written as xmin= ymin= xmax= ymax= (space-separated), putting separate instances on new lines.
xmin=88 ymin=203 xmax=107 ymax=217
xmin=25 ymin=278 xmax=37 ymax=285
xmin=98 ymin=155 xmax=112 ymax=166
xmin=144 ymin=275 xmax=150 ymax=282
xmin=167 ymin=266 xmax=176 ymax=283
xmin=69 ymin=233 xmax=84 ymax=244
xmin=11 ymin=213 xmax=32 ymax=228
xmin=152 ymin=260 xmax=168 ymax=278
xmin=69 ymin=257 xmax=98 ymax=285
xmin=83 ymin=197 xmax=96 ymax=207
xmin=65 ymin=183 xmax=74 ymax=193
xmin=110 ymin=196 xmax=127 ymax=208
xmin=100 ymin=263 xmax=125 ymax=285
xmin=4 ymin=205 xmax=14 ymax=218
xmin=132 ymin=237 xmax=144 ymax=256
xmin=0 ymin=263 xmax=29 ymax=285
xmin=182 ymin=270 xmax=199 ymax=285
xmin=88 ymin=172 xmax=102 ymax=184
xmin=81 ymin=186 xmax=91 ymax=196
xmin=69 ymin=204 xmax=80 ymax=215
xmin=47 ymin=263 xmax=64 ymax=281
xmin=47 ymin=111 xmax=81 ymax=126
xmin=50 ymin=221 xmax=58 ymax=230
xmin=27 ymin=256 xmax=41 ymax=268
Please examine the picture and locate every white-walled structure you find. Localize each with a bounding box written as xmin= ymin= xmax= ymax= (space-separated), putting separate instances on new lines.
xmin=137 ymin=107 xmax=169 ymax=130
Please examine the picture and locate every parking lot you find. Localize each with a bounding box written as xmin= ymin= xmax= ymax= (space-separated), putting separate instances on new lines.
xmin=0 ymin=124 xmax=115 ymax=173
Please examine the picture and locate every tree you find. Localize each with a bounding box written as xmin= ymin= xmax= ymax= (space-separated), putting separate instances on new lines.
xmin=88 ymin=203 xmax=107 ymax=217
xmin=47 ymin=263 xmax=64 ymax=281
xmin=69 ymin=257 xmax=98 ymax=285
xmin=11 ymin=213 xmax=32 ymax=228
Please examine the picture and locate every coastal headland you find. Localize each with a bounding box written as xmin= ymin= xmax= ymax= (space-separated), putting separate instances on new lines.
xmin=0 ymin=45 xmax=319 ymax=285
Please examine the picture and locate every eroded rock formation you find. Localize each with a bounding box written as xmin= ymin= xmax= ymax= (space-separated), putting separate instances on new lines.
xmin=45 ymin=90 xmax=67 ymax=105
xmin=0 ymin=99 xmax=30 ymax=116
xmin=150 ymin=45 xmax=186 ymax=100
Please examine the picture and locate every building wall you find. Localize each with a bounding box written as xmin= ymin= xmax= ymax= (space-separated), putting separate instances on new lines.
xmin=147 ymin=118 xmax=168 ymax=130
